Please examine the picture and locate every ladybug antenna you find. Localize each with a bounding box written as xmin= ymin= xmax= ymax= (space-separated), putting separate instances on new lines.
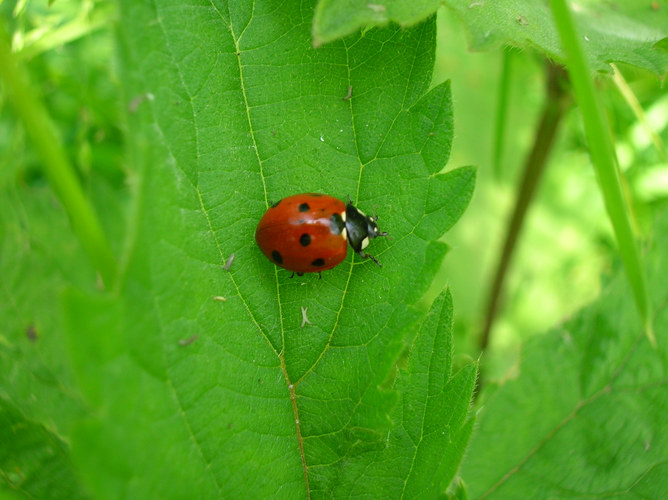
xmin=372 ymin=204 xmax=379 ymax=221
xmin=347 ymin=194 xmax=353 ymax=205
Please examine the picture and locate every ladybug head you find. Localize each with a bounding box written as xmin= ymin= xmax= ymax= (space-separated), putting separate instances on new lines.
xmin=344 ymin=200 xmax=389 ymax=267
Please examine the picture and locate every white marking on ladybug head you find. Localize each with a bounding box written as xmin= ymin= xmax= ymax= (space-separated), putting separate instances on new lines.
xmin=342 ymin=227 xmax=347 ymax=240
xmin=361 ymin=236 xmax=369 ymax=250
xmin=341 ymin=210 xmax=346 ymax=222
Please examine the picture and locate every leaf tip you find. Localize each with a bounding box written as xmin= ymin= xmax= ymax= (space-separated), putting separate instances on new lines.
xmin=645 ymin=319 xmax=657 ymax=348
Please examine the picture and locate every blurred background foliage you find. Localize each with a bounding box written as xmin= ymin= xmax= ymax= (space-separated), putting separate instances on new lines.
xmin=2 ymin=0 xmax=120 ymax=183
xmin=2 ymin=0 xmax=667 ymax=382
xmin=433 ymin=9 xmax=667 ymax=380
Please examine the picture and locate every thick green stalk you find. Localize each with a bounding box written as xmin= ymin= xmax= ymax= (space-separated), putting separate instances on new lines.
xmin=0 ymin=28 xmax=117 ymax=288
xmin=550 ymin=0 xmax=654 ymax=345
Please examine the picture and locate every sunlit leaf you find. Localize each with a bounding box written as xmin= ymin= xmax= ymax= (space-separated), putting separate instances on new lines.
xmin=313 ymin=0 xmax=668 ymax=74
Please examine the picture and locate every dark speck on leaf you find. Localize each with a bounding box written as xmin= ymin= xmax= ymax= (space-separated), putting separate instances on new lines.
xmin=26 ymin=324 xmax=38 ymax=342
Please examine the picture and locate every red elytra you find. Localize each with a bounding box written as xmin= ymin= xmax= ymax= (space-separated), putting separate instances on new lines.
xmin=255 ymin=193 xmax=388 ymax=275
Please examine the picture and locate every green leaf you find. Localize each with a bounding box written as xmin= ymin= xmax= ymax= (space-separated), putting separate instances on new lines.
xmin=313 ymin=0 xmax=441 ymax=46
xmin=396 ymin=290 xmax=476 ymax=496
xmin=61 ymin=1 xmax=475 ymax=497
xmin=313 ymin=0 xmax=668 ymax=75
xmin=0 ymin=399 xmax=87 ymax=499
xmin=461 ymin=207 xmax=668 ymax=499
xmin=445 ymin=0 xmax=668 ymax=75
xmin=307 ymin=290 xmax=477 ymax=495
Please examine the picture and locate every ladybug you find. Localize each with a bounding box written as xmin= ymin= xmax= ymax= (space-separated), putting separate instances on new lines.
xmin=255 ymin=193 xmax=388 ymax=275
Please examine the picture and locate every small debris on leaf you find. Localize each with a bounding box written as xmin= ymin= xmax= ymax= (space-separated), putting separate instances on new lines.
xmin=223 ymin=253 xmax=235 ymax=271
xmin=301 ymin=306 xmax=312 ymax=328
xmin=178 ymin=334 xmax=199 ymax=346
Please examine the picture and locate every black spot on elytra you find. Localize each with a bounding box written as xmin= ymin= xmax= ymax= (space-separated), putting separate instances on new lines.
xmin=298 ymin=202 xmax=310 ymax=212
xmin=311 ymin=258 xmax=325 ymax=267
xmin=300 ymin=234 xmax=311 ymax=246
xmin=270 ymin=199 xmax=282 ymax=208
xmin=271 ymin=250 xmax=283 ymax=264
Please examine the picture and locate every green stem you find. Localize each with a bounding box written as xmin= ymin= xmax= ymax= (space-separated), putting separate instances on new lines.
xmin=0 ymin=27 xmax=117 ymax=288
xmin=479 ymin=62 xmax=570 ymax=353
xmin=492 ymin=48 xmax=512 ymax=181
xmin=550 ymin=0 xmax=654 ymax=345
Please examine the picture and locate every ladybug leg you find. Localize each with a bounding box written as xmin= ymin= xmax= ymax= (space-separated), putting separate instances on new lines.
xmin=318 ymin=272 xmax=322 ymax=280
xmin=357 ymin=249 xmax=383 ymax=268
xmin=367 ymin=254 xmax=382 ymax=267
xmin=290 ymin=272 xmax=295 ymax=278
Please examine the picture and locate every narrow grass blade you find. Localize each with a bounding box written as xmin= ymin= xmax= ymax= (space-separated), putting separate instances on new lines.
xmin=611 ymin=64 xmax=668 ymax=164
xmin=550 ymin=0 xmax=654 ymax=345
